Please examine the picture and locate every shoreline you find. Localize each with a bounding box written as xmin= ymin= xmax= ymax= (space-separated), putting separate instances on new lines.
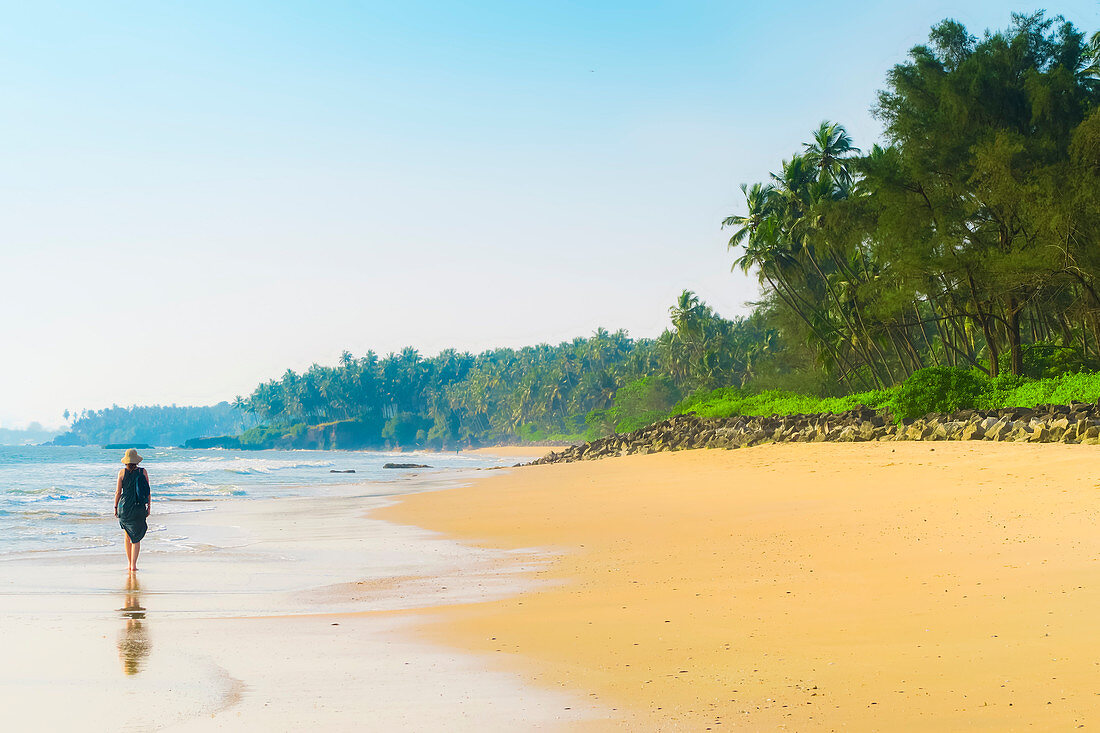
xmin=0 ymin=452 xmax=605 ymax=731
xmin=377 ymin=442 xmax=1100 ymax=730
xmin=0 ymin=445 xmax=545 ymax=559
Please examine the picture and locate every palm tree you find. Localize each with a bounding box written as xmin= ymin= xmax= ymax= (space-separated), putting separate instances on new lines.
xmin=802 ymin=120 xmax=860 ymax=186
xmin=669 ymin=290 xmax=704 ymax=338
xmin=1080 ymin=30 xmax=1100 ymax=82
xmin=722 ymin=182 xmax=776 ymax=248
xmin=723 ymin=156 xmax=873 ymax=389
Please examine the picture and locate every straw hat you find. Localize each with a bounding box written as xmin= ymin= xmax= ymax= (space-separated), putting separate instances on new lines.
xmin=121 ymin=448 xmax=143 ymax=465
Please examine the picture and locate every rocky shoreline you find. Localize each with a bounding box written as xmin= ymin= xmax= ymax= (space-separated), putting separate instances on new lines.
xmin=528 ymin=402 xmax=1100 ymax=465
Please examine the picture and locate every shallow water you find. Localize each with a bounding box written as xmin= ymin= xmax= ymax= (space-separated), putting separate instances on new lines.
xmin=0 ymin=469 xmax=605 ymax=731
xmin=0 ymin=446 xmax=513 ymax=556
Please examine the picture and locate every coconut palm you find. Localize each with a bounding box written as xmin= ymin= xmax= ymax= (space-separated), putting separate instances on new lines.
xmin=722 ymin=182 xmax=776 ymax=248
xmin=802 ymin=120 xmax=860 ymax=186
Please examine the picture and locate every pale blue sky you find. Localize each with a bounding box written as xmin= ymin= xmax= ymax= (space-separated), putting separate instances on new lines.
xmin=2 ymin=1 xmax=1098 ymax=427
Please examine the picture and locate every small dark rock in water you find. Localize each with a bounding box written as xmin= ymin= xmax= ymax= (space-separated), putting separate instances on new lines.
xmin=329 ymin=469 xmax=356 ymax=473
xmin=383 ymin=463 xmax=430 ymax=469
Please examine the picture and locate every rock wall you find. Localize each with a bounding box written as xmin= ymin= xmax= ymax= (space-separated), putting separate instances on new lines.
xmin=529 ymin=402 xmax=1100 ymax=465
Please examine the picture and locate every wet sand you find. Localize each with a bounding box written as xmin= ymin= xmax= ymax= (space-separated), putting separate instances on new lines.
xmin=0 ymin=475 xmax=608 ymax=731
xmin=378 ymin=442 xmax=1100 ymax=730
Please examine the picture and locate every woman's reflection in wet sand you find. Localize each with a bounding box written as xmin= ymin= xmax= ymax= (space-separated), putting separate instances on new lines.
xmin=117 ymin=573 xmax=150 ymax=675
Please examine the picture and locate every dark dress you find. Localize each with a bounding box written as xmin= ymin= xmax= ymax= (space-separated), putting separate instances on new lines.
xmin=118 ymin=467 xmax=150 ymax=543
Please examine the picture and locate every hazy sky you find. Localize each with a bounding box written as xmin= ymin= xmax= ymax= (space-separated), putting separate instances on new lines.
xmin=2 ymin=1 xmax=1098 ymax=428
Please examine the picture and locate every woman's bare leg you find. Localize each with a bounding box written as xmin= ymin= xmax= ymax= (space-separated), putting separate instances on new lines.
xmin=130 ymin=541 xmax=140 ymax=571
xmin=124 ymin=533 xmax=132 ymax=568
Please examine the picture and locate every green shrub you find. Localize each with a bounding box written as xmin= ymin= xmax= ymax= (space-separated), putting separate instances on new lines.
xmin=517 ymin=423 xmax=548 ymax=443
xmin=971 ymin=371 xmax=1100 ymax=410
xmin=580 ymin=369 xmax=1100 ymax=441
xmin=583 ymin=376 xmax=680 ymax=439
xmin=583 ymin=409 xmax=615 ymax=441
xmin=979 ymin=373 xmax=1027 ymax=409
xmin=675 ymin=387 xmax=745 ymax=417
xmin=382 ymin=412 xmax=430 ymax=447
xmin=652 ymin=369 xmax=1100 ymax=427
xmin=611 ymin=376 xmax=679 ymax=430
xmin=1021 ymin=342 xmax=1081 ymax=379
xmin=237 ymin=423 xmax=307 ymax=449
xmin=888 ymin=367 xmax=988 ymax=419
xmin=1031 ymin=371 xmax=1100 ymax=406
xmin=674 ymin=386 xmax=894 ymax=420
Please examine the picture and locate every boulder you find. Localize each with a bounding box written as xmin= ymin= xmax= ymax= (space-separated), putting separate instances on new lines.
xmin=743 ymin=429 xmax=770 ymax=444
xmin=524 ymin=399 xmax=1100 ymax=466
xmin=985 ymin=419 xmax=1012 ymax=441
xmin=1029 ymin=425 xmax=1051 ymax=442
xmin=906 ymin=424 xmax=931 ymax=441
xmin=960 ymin=422 xmax=984 ymax=441
xmin=1008 ymin=425 xmax=1032 ymax=442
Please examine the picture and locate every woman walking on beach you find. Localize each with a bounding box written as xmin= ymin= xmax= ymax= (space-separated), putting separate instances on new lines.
xmin=114 ymin=449 xmax=151 ymax=572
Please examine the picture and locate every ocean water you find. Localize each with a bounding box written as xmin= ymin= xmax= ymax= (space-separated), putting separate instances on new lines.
xmin=0 ymin=445 xmax=514 ymax=557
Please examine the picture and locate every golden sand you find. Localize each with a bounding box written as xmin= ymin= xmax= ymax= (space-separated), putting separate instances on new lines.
xmin=377 ymin=442 xmax=1100 ymax=730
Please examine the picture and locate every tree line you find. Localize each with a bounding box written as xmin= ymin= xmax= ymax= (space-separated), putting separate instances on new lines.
xmin=725 ymin=13 xmax=1100 ymax=392
xmin=51 ymin=293 xmax=768 ymax=447
xmin=229 ymin=12 xmax=1100 ymax=447
xmin=56 ymin=403 xmax=258 ymax=447
xmin=237 ymin=298 xmax=771 ymax=447
xmin=55 ymin=12 xmax=1100 ymax=448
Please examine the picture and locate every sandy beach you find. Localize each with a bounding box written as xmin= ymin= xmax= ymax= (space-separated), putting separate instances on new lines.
xmin=0 ymin=459 xmax=607 ymax=731
xmin=6 ymin=442 xmax=1098 ymax=731
xmin=379 ymin=442 xmax=1100 ymax=731
xmin=11 ymin=4 xmax=1098 ymax=732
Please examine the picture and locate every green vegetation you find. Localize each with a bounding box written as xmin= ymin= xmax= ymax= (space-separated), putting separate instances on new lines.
xmin=676 ymin=369 xmax=1100 ymax=424
xmin=67 ymin=13 xmax=1100 ymax=451
xmin=236 ymin=304 xmax=771 ymax=449
xmin=54 ymin=403 xmax=258 ymax=447
xmin=226 ymin=13 xmax=1100 ymax=450
xmin=725 ymin=13 xmax=1100 ymax=390
xmin=676 ymin=387 xmax=893 ymax=421
xmin=890 ymin=368 xmax=989 ymax=419
xmin=237 ymin=423 xmax=308 ymax=449
xmin=584 ymin=376 xmax=681 ymax=439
